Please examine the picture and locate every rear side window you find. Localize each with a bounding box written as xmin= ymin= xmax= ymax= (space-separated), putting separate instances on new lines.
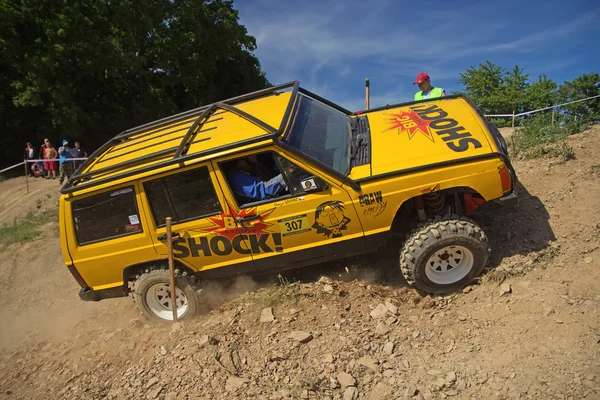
xmin=144 ymin=166 xmax=221 ymax=227
xmin=72 ymin=186 xmax=142 ymax=245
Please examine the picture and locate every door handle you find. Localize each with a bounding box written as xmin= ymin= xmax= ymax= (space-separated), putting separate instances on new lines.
xmin=157 ymin=232 xmax=180 ymax=241
xmin=236 ymin=215 xmax=261 ymax=223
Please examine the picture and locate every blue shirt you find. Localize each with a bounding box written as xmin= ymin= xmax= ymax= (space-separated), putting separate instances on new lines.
xmin=58 ymin=146 xmax=72 ymax=164
xmin=227 ymin=170 xmax=286 ymax=201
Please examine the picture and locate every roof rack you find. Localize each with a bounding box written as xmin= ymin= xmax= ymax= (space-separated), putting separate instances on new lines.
xmin=61 ymin=81 xmax=300 ymax=195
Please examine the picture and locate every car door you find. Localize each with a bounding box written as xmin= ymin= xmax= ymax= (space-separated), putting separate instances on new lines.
xmin=213 ymin=148 xmax=366 ymax=274
xmin=140 ymin=163 xmax=256 ymax=278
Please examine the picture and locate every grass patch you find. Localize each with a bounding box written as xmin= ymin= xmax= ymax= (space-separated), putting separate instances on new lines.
xmin=0 ymin=174 xmax=5 ymax=183
xmin=0 ymin=209 xmax=58 ymax=245
xmin=508 ymin=115 xmax=584 ymax=161
xmin=236 ymin=275 xmax=300 ymax=309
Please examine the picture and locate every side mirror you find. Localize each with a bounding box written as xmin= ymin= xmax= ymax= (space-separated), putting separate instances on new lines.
xmin=300 ymin=176 xmax=330 ymax=192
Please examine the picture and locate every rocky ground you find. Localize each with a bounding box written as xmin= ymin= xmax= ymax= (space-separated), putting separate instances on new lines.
xmin=1 ymin=127 xmax=600 ymax=400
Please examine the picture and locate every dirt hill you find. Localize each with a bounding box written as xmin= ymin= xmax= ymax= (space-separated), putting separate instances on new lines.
xmin=1 ymin=127 xmax=599 ymax=400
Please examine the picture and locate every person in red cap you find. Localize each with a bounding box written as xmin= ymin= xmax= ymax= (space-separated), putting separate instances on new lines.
xmin=414 ymin=72 xmax=445 ymax=101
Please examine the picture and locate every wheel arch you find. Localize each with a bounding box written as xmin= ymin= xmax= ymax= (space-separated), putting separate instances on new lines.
xmin=390 ymin=186 xmax=485 ymax=235
xmin=122 ymin=258 xmax=197 ymax=293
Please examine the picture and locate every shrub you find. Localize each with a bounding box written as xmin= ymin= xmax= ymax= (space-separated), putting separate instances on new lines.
xmin=509 ymin=115 xmax=578 ymax=161
xmin=489 ymin=117 xmax=512 ymax=128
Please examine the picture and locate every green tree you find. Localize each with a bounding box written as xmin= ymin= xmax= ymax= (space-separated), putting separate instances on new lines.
xmin=0 ymin=0 xmax=270 ymax=167
xmin=458 ymin=61 xmax=506 ymax=114
xmin=526 ymin=75 xmax=557 ymax=111
xmin=557 ymin=73 xmax=600 ymax=123
xmin=502 ymin=65 xmax=529 ymax=115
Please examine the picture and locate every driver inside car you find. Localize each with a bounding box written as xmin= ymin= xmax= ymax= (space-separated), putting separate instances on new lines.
xmin=227 ymin=156 xmax=290 ymax=202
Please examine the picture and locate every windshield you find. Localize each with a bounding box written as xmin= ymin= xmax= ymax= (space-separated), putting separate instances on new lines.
xmin=285 ymin=94 xmax=352 ymax=175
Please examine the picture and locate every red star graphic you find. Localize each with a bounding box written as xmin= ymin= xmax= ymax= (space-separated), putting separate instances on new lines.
xmin=202 ymin=203 xmax=274 ymax=240
xmin=384 ymin=110 xmax=435 ymax=142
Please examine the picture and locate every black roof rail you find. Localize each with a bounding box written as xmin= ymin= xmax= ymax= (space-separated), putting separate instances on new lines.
xmin=61 ymin=81 xmax=300 ymax=195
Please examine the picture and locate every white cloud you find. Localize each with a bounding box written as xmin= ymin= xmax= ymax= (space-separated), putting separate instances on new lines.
xmin=237 ymin=1 xmax=599 ymax=104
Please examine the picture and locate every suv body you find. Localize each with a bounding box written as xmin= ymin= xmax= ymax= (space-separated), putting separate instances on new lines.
xmin=59 ymin=81 xmax=517 ymax=321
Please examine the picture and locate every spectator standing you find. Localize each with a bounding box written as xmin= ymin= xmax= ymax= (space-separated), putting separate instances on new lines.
xmin=39 ymin=139 xmax=48 ymax=159
xmin=414 ymin=72 xmax=446 ymax=101
xmin=72 ymin=141 xmax=87 ymax=170
xmin=44 ymin=141 xmax=57 ymax=179
xmin=58 ymin=139 xmax=75 ymax=184
xmin=23 ymin=142 xmax=35 ymax=176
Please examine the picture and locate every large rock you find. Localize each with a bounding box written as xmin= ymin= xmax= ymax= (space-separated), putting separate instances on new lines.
xmin=145 ymin=377 xmax=159 ymax=389
xmin=225 ymin=377 xmax=246 ymax=392
xmin=500 ymin=283 xmax=512 ymax=296
xmin=198 ymin=335 xmax=219 ymax=348
xmin=445 ymin=371 xmax=457 ymax=384
xmin=375 ymin=322 xmax=390 ymax=336
xmin=358 ymin=355 xmax=379 ymax=373
xmin=337 ymin=371 xmax=356 ymax=387
xmin=343 ymin=387 xmax=359 ymax=400
xmin=260 ymin=307 xmax=275 ymax=323
xmin=383 ymin=342 xmax=395 ymax=355
xmin=385 ymin=302 xmax=398 ymax=315
xmin=367 ymin=382 xmax=394 ymax=399
xmin=370 ymin=304 xmax=389 ymax=319
xmin=288 ymin=331 xmax=313 ymax=343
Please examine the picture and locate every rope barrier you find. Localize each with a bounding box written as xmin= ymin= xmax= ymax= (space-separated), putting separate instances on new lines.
xmin=484 ymin=94 xmax=600 ymax=118
xmin=0 ymin=158 xmax=88 ymax=174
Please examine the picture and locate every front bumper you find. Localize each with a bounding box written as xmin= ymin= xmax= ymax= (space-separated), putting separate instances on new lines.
xmin=79 ymin=286 xmax=127 ymax=302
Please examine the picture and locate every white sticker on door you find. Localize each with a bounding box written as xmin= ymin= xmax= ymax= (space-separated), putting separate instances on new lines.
xmin=301 ymin=178 xmax=317 ymax=191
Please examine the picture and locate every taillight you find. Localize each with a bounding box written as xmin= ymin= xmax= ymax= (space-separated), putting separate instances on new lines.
xmin=499 ymin=165 xmax=511 ymax=193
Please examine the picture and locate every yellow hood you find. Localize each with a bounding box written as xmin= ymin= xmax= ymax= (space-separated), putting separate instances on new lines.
xmin=364 ymin=98 xmax=496 ymax=176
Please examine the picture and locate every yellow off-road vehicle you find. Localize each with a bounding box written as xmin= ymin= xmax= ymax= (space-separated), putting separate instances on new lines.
xmin=59 ymin=81 xmax=517 ymax=322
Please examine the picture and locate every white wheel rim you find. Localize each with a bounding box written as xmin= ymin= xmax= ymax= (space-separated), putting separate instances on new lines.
xmin=425 ymin=245 xmax=474 ymax=285
xmin=145 ymin=283 xmax=188 ymax=321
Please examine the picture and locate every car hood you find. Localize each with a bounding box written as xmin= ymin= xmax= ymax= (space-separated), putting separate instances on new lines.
xmin=356 ymin=98 xmax=497 ymax=178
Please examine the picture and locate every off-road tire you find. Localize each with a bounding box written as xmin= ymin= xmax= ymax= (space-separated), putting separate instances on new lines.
xmin=131 ymin=268 xmax=202 ymax=323
xmin=400 ymin=215 xmax=490 ymax=294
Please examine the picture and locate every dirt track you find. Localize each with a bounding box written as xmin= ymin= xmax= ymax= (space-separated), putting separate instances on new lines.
xmin=0 ymin=127 xmax=599 ymax=400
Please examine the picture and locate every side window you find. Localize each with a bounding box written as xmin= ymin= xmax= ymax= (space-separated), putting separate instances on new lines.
xmin=221 ymin=151 xmax=320 ymax=207
xmin=72 ymin=186 xmax=142 ymax=245
xmin=144 ymin=166 xmax=221 ymax=227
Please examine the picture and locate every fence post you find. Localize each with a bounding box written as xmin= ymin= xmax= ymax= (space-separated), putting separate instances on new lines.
xmin=166 ymin=217 xmax=178 ymax=323
xmin=552 ymin=108 xmax=555 ymax=126
xmin=511 ymin=111 xmax=515 ymax=128
xmin=365 ymin=78 xmax=370 ymax=110
xmin=23 ymin=160 xmax=29 ymax=194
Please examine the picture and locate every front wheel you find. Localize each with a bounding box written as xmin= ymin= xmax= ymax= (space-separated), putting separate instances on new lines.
xmin=131 ymin=269 xmax=201 ymax=323
xmin=400 ymin=216 xmax=490 ymax=294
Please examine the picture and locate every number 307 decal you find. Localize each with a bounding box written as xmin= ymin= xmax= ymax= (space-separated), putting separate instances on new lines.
xmin=277 ymin=214 xmax=311 ymax=236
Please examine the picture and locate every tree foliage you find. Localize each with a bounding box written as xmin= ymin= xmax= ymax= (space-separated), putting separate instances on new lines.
xmin=0 ymin=0 xmax=270 ymax=167
xmin=458 ymin=61 xmax=600 ymax=126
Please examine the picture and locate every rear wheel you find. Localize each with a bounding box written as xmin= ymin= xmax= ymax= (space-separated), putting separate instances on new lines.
xmin=400 ymin=216 xmax=490 ymax=294
xmin=131 ymin=269 xmax=201 ymax=323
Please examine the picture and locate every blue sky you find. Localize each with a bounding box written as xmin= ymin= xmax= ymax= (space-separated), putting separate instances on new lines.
xmin=236 ymin=0 xmax=600 ymax=112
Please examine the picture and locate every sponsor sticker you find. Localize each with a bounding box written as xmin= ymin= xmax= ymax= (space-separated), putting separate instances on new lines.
xmin=277 ymin=214 xmax=311 ymax=236
xmin=301 ymin=178 xmax=317 ymax=191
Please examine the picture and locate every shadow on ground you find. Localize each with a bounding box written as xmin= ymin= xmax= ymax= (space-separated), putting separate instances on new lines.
xmin=204 ymin=180 xmax=555 ymax=307
xmin=473 ymin=180 xmax=556 ymax=267
xmin=278 ymin=181 xmax=556 ymax=288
